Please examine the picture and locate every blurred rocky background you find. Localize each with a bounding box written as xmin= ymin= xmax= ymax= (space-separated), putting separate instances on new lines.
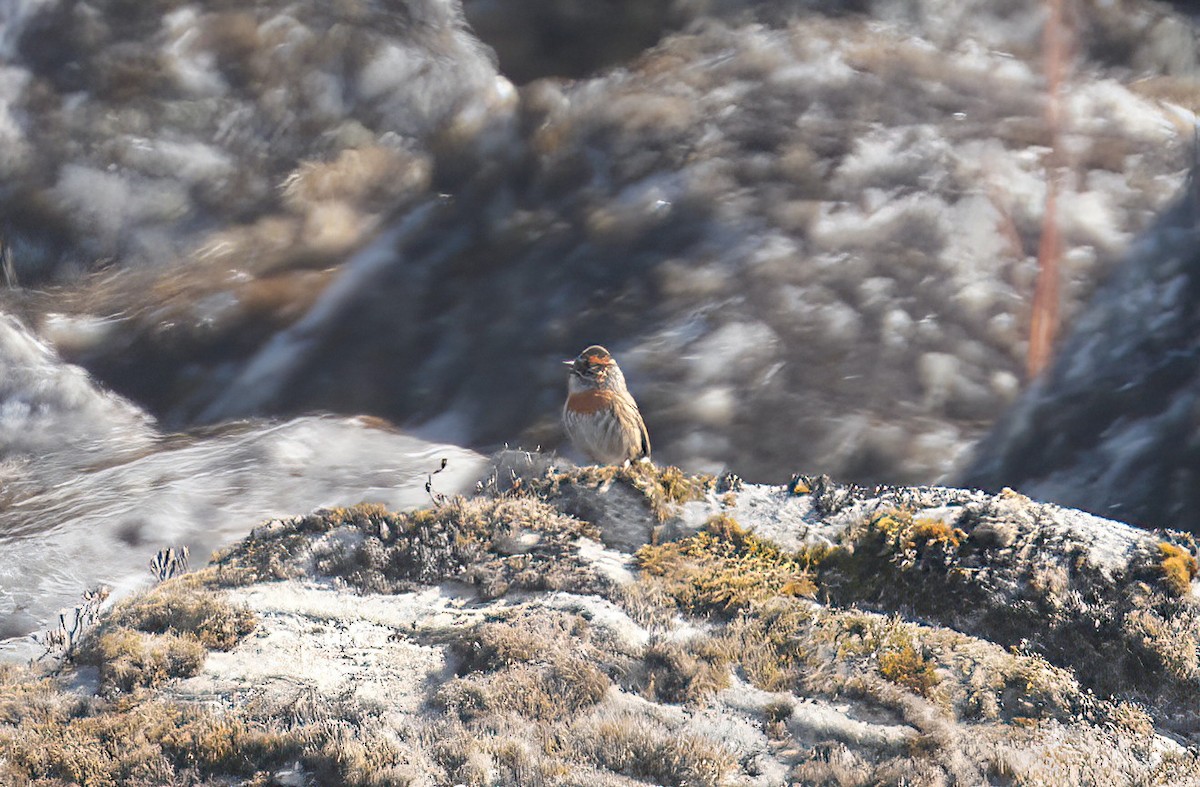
xmin=963 ymin=174 xmax=1200 ymax=530
xmin=1 ymin=0 xmax=1199 ymax=525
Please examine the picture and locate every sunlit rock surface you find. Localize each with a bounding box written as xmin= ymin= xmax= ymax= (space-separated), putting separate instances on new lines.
xmin=0 ymin=312 xmax=153 ymax=466
xmin=0 ymin=0 xmax=1196 ymax=487
xmin=0 ymin=311 xmax=488 ymax=658
xmin=5 ymin=459 xmax=1199 ymax=784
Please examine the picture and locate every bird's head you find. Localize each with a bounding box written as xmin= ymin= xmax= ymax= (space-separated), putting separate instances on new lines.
xmin=565 ymin=345 xmax=618 ymax=388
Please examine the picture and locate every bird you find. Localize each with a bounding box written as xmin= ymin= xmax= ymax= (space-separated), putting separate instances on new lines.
xmin=562 ymin=345 xmax=651 ymax=466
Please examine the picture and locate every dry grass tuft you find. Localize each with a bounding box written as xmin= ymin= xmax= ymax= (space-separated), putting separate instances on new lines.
xmin=0 ymin=663 xmax=292 ymax=785
xmin=437 ymin=658 xmax=611 ymax=721
xmin=568 ymin=710 xmax=735 ymax=787
xmin=76 ymin=628 xmax=207 ymax=693
xmin=105 ymin=578 xmax=255 ymax=650
xmin=638 ymin=637 xmax=731 ymax=704
xmin=437 ymin=611 xmax=620 ymax=722
xmin=68 ymin=575 xmax=257 ymax=694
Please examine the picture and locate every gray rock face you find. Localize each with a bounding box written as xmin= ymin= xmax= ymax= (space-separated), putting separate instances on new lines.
xmin=0 ymin=306 xmax=492 ymax=659
xmin=3 ymin=0 xmax=504 ymax=281
xmin=0 ymin=312 xmax=153 ymax=465
xmin=8 ymin=462 xmax=1198 ymax=784
xmin=1 ymin=0 xmax=1195 ymax=488
xmin=963 ymin=177 xmax=1200 ymax=533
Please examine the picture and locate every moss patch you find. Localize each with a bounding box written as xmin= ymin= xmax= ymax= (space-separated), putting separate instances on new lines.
xmin=877 ymin=640 xmax=939 ymax=697
xmin=635 ymin=514 xmax=816 ymax=616
xmin=868 ymin=508 xmax=966 ymax=566
xmin=719 ymin=598 xmax=1091 ymax=726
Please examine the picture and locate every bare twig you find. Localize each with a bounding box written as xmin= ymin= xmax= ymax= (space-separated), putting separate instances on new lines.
xmin=1 ymin=233 xmax=15 ymax=289
xmin=31 ymin=587 xmax=110 ymax=663
xmin=425 ymin=457 xmax=449 ymax=505
xmin=149 ymin=546 xmax=191 ymax=583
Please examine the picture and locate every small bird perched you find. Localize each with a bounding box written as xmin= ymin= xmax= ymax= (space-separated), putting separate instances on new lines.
xmin=562 ymin=345 xmax=651 ymax=466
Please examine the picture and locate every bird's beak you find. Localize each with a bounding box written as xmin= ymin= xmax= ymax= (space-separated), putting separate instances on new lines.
xmin=562 ymin=359 xmax=576 ymax=366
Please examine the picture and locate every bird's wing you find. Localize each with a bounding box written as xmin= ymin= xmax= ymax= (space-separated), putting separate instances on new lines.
xmin=624 ymin=397 xmax=650 ymax=460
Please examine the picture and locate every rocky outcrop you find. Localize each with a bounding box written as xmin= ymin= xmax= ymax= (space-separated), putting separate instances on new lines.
xmin=6 ymin=458 xmax=1200 ymax=784
xmin=963 ymin=176 xmax=1200 ymax=534
xmin=1 ymin=0 xmax=1195 ymax=486
xmin=0 ymin=308 xmax=490 ymax=657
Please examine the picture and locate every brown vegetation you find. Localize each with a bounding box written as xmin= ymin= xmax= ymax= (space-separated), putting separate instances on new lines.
xmin=9 ymin=470 xmax=1200 ymax=784
xmin=635 ymin=513 xmax=816 ymax=615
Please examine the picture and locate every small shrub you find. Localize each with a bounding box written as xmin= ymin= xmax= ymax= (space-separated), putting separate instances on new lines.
xmin=78 ymin=628 xmax=206 ymax=693
xmin=872 ymin=509 xmax=965 ymax=561
xmin=639 ymin=638 xmax=730 ymax=704
xmin=1157 ymin=542 xmax=1198 ymax=596
xmin=878 ymin=641 xmax=939 ymax=696
xmin=763 ymin=698 xmax=795 ymax=739
xmin=108 ymin=580 xmax=255 ymax=650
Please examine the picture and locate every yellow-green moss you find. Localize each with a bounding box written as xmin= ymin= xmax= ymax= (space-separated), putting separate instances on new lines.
xmin=818 ymin=614 xmax=942 ymax=697
xmin=871 ymin=509 xmax=965 ymax=556
xmin=1157 ymin=542 xmax=1198 ymax=596
xmin=710 ymin=596 xmax=1091 ymax=726
xmin=701 ymin=511 xmax=745 ymax=542
xmin=635 ymin=515 xmax=816 ymax=616
xmin=878 ymin=641 xmax=939 ymax=696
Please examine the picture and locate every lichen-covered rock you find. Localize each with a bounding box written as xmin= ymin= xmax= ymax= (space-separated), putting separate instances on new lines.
xmin=9 ymin=462 xmax=1200 ymax=785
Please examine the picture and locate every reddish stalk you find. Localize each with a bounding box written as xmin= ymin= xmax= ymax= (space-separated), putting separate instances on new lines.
xmin=1028 ymin=0 xmax=1069 ymax=379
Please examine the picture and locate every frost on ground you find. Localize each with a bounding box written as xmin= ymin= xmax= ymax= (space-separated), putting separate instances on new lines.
xmin=0 ymin=0 xmax=1196 ymax=488
xmin=5 ymin=459 xmax=1200 ymax=785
